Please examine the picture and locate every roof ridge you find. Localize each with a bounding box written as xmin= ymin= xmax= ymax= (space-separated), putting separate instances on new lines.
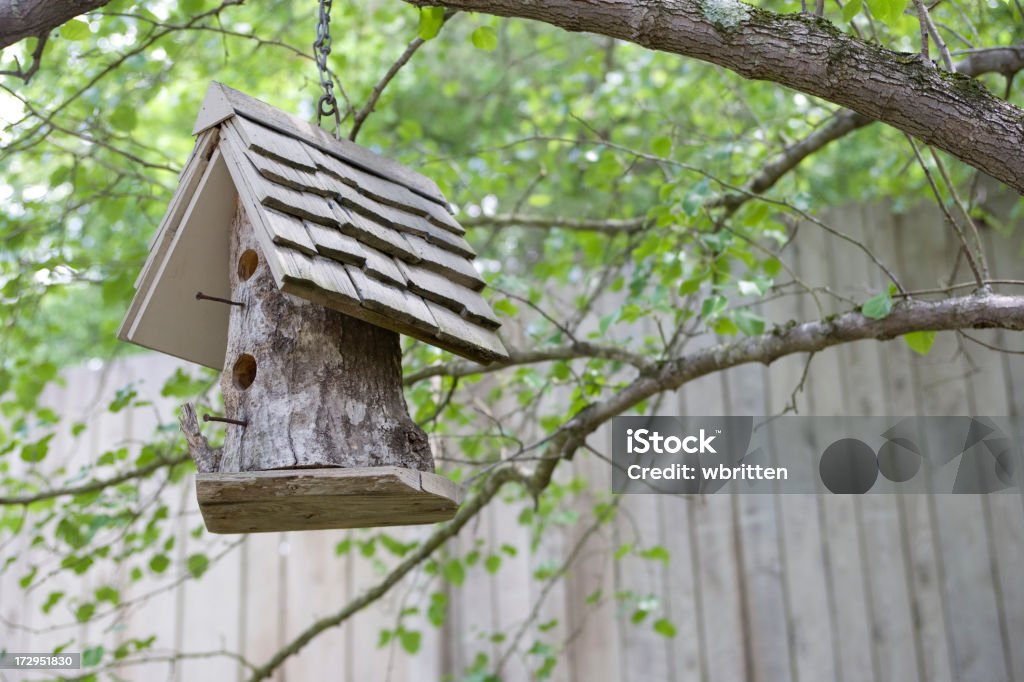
xmin=192 ymin=82 xmax=450 ymax=210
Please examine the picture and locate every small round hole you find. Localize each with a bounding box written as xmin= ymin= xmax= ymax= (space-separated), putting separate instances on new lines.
xmin=232 ymin=354 xmax=257 ymax=390
xmin=237 ymin=249 xmax=259 ymax=281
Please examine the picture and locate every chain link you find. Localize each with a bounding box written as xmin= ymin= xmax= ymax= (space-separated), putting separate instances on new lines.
xmin=313 ymin=0 xmax=341 ymax=138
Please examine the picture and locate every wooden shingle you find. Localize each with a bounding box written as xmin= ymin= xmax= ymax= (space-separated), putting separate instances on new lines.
xmin=304 ymin=221 xmax=367 ymax=266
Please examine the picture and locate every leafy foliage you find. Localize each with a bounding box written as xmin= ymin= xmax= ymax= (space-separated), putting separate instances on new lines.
xmin=0 ymin=0 xmax=1020 ymax=678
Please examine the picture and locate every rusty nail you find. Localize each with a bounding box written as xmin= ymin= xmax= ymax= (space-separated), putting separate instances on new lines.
xmin=203 ymin=414 xmax=248 ymax=427
xmin=196 ymin=291 xmax=244 ymax=307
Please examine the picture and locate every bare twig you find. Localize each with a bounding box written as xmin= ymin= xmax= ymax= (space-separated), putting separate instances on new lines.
xmin=349 ymin=11 xmax=457 ymax=141
xmin=0 ymin=453 xmax=189 ymax=506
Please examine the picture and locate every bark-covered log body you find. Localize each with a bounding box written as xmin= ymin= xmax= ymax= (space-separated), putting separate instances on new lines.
xmin=217 ymin=201 xmax=433 ymax=473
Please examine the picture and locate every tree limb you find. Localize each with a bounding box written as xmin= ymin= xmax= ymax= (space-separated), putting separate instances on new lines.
xmin=399 ymin=0 xmax=1024 ymax=193
xmin=0 ymin=453 xmax=189 ymax=506
xmin=349 ymin=10 xmax=457 ymax=141
xmin=404 ymin=341 xmax=656 ymax=385
xmin=461 ymin=213 xmax=647 ymax=233
xmin=0 ymin=0 xmax=110 ymax=49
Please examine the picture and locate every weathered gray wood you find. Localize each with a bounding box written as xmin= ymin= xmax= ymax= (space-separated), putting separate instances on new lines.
xmin=196 ymin=467 xmax=460 ymax=533
xmin=336 ymin=181 xmax=439 ymax=239
xmin=251 ymin=167 xmax=339 ymax=227
xmin=360 ymin=245 xmax=407 ymax=287
xmin=406 ymin=234 xmax=485 ymax=291
xmin=247 ymin=148 xmax=333 ymax=196
xmin=423 ymin=221 xmax=477 ymax=259
xmin=398 ymin=260 xmax=469 ymax=314
xmin=798 ymin=209 xmax=879 ymax=681
xmin=303 ymin=220 xmax=367 ymax=266
xmin=333 ymin=203 xmax=419 ymax=262
xmin=277 ymin=247 xmax=360 ymax=306
xmin=427 ymin=300 xmax=508 ymax=362
xmin=263 ymin=208 xmax=317 ymax=256
xmin=192 ymin=83 xmax=448 ymax=205
xmin=186 ymin=202 xmax=434 ymax=480
xmin=345 ymin=264 xmax=439 ymax=333
xmin=232 ymin=115 xmax=318 ymax=172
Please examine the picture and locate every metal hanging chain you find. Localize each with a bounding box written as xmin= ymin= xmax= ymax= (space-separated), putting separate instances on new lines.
xmin=313 ymin=0 xmax=342 ymax=138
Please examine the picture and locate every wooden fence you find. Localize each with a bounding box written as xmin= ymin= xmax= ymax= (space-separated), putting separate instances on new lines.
xmin=2 ymin=201 xmax=1023 ymax=682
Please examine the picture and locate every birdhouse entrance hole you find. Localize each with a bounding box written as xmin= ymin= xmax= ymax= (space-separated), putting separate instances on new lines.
xmin=237 ymin=249 xmax=259 ymax=281
xmin=232 ymin=354 xmax=257 ymax=390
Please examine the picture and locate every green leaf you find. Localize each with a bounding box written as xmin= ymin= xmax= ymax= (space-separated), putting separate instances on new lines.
xmin=95 ymin=586 xmax=120 ymax=605
xmin=842 ymin=0 xmax=863 ymax=21
xmin=399 ymin=629 xmax=422 ymax=654
xmin=866 ymin=0 xmax=907 ymax=26
xmin=82 ymin=646 xmax=104 ymax=667
xmin=75 ymin=602 xmax=96 ymax=623
xmin=639 ymin=545 xmax=670 ymax=564
xmin=471 ymin=26 xmax=498 ymax=51
xmin=861 ymin=292 xmax=893 ymax=320
xmin=492 ymin=299 xmax=518 ymax=317
xmin=20 ymin=434 xmax=53 ymax=463
xmin=335 ymin=538 xmax=353 ymax=555
xmin=678 ymin=278 xmax=702 ymax=296
xmin=734 ymin=310 xmax=766 ymax=337
xmin=186 ymin=553 xmax=209 ymax=578
xmin=653 ymin=618 xmax=678 ymax=638
xmin=484 ymin=554 xmax=502 ymax=574
xmin=713 ymin=317 xmax=738 ymax=336
xmin=149 ymin=554 xmax=170 ymax=574
xmin=651 ymin=136 xmax=673 ymax=157
xmin=903 ymin=330 xmax=936 ymax=355
xmin=42 ymin=591 xmax=65 ymax=614
xmin=418 ymin=7 xmax=446 ymax=40
xmin=60 ymin=20 xmax=91 ymax=41
xmin=110 ymin=105 xmax=137 ymax=132
xmin=701 ymin=295 xmax=728 ymax=322
xmin=427 ymin=592 xmax=448 ymax=627
xmin=442 ymin=559 xmax=465 ymax=586
xmin=528 ymin=193 xmax=552 ymax=207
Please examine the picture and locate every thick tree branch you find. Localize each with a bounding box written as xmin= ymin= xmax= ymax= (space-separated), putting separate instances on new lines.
xmin=403 ymin=341 xmax=655 ymax=384
xmin=0 ymin=0 xmax=110 ymax=49
xmin=400 ymin=0 xmax=1024 ymax=193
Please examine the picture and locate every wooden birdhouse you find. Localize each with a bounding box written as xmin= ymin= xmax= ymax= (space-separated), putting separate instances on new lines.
xmin=119 ymin=83 xmax=508 ymax=534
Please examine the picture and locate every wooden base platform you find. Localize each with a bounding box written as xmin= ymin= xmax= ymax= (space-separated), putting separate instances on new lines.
xmin=195 ymin=466 xmax=462 ymax=534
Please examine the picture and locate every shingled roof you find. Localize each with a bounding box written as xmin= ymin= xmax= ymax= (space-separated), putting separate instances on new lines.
xmin=119 ymin=83 xmax=508 ymax=368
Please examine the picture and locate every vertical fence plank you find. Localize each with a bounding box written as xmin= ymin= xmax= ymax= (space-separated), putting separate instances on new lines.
xmin=723 ymin=361 xmax=793 ymax=682
xmin=761 ymin=229 xmax=836 ymax=682
xmin=680 ymin=369 xmax=746 ymax=682
xmin=799 ymin=209 xmax=877 ymax=682
xmin=897 ymin=206 xmax=1010 ymax=682
xmin=564 ymin=424 xmax=622 ymax=682
xmin=841 ymin=203 xmax=922 ymax=682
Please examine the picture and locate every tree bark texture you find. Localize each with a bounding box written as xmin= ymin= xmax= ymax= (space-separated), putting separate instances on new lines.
xmin=0 ymin=0 xmax=109 ymax=48
xmin=204 ymin=201 xmax=433 ymax=473
xmin=402 ymin=0 xmax=1024 ymax=194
